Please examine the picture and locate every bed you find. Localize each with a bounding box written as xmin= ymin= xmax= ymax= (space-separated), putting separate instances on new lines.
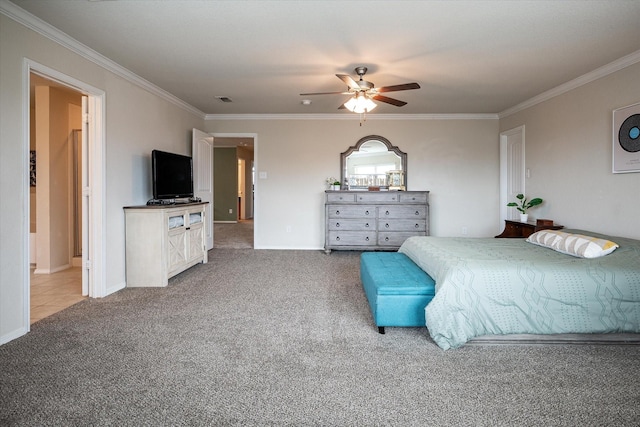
xmin=398 ymin=229 xmax=640 ymax=350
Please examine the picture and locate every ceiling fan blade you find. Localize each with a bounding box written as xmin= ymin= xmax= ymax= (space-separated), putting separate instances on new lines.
xmin=372 ymin=94 xmax=407 ymax=107
xmin=299 ymin=91 xmax=350 ymax=96
xmin=377 ymin=83 xmax=421 ymax=93
xmin=336 ymin=74 xmax=360 ymax=90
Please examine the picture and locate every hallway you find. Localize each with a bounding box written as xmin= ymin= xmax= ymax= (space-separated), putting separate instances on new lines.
xmin=213 ymin=219 xmax=253 ymax=249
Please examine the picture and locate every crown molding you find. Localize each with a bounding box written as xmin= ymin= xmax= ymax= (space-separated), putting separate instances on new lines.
xmin=499 ymin=49 xmax=640 ymax=118
xmin=4 ymin=0 xmax=637 ymax=122
xmin=1 ymin=0 xmax=205 ymax=119
xmin=205 ymin=113 xmax=498 ymax=121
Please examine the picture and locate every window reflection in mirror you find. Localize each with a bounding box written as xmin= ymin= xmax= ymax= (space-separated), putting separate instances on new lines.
xmin=341 ymin=136 xmax=406 ymax=190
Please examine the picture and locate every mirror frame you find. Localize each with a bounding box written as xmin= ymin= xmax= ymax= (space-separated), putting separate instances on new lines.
xmin=340 ymin=135 xmax=407 ymax=189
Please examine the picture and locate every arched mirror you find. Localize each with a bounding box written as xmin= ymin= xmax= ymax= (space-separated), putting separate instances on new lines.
xmin=341 ymin=135 xmax=407 ymax=190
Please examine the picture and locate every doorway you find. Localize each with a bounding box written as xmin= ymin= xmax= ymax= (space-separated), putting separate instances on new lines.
xmin=24 ymin=60 xmax=107 ymax=330
xmin=29 ymin=73 xmax=85 ymax=323
xmin=212 ymin=134 xmax=256 ymax=249
xmin=500 ymin=125 xmax=526 ymax=228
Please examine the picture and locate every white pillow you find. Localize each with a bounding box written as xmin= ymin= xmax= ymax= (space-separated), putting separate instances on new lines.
xmin=527 ymin=230 xmax=619 ymax=259
xmin=526 ymin=229 xmax=564 ymax=248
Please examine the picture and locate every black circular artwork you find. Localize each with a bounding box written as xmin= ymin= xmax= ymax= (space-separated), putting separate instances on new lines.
xmin=618 ymin=113 xmax=640 ymax=153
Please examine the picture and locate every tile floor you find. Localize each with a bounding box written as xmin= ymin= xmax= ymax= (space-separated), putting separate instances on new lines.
xmin=30 ymin=267 xmax=86 ymax=324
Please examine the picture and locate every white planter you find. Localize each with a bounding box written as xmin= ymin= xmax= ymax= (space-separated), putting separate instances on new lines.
xmin=520 ymin=213 xmax=529 ymax=223
xmin=332 ymin=184 xmax=341 ymax=191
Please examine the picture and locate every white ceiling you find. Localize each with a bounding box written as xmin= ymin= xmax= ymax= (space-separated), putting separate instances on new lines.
xmin=9 ymin=0 xmax=640 ymax=115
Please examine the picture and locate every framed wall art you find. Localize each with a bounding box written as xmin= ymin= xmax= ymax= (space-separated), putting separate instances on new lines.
xmin=612 ymin=102 xmax=640 ymax=173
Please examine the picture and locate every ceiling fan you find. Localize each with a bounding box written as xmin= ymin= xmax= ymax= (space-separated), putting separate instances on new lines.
xmin=300 ymin=66 xmax=420 ymax=112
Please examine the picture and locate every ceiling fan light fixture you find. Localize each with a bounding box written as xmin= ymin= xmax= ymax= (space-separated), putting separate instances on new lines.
xmin=344 ymin=93 xmax=377 ymax=114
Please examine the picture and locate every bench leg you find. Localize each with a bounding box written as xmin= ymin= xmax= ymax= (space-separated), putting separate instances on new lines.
xmin=378 ymin=326 xmax=385 ymax=334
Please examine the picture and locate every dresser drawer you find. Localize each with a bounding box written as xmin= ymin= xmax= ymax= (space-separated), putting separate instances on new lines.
xmin=328 ymin=231 xmax=377 ymax=246
xmin=378 ymin=206 xmax=427 ymax=219
xmin=327 ymin=218 xmax=376 ymax=231
xmin=356 ymin=192 xmax=400 ymax=203
xmin=326 ymin=192 xmax=356 ymax=203
xmin=378 ymin=219 xmax=426 ymax=232
xmin=327 ymin=205 xmax=376 ymax=218
xmin=399 ymin=193 xmax=428 ymax=204
xmin=378 ymin=232 xmax=424 ymax=247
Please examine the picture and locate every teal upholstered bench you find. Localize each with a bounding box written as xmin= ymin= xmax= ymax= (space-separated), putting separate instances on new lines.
xmin=360 ymin=252 xmax=436 ymax=334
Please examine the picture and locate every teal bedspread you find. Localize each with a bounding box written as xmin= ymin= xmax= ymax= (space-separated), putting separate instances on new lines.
xmin=398 ymin=230 xmax=640 ymax=349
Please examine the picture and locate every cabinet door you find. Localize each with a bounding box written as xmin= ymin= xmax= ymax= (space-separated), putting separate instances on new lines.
xmin=187 ymin=223 xmax=205 ymax=262
xmin=168 ymin=228 xmax=188 ymax=275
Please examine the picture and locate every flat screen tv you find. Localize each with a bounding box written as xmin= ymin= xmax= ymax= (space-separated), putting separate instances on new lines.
xmin=152 ymin=149 xmax=194 ymax=200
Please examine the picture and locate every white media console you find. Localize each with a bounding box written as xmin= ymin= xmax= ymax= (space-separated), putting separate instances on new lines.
xmin=124 ymin=202 xmax=208 ymax=287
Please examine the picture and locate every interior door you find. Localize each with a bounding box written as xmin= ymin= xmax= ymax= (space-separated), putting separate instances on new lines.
xmin=192 ymin=128 xmax=214 ymax=250
xmin=500 ymin=126 xmax=525 ymax=225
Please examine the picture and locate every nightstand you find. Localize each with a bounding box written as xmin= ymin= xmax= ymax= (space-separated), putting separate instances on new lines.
xmin=495 ymin=219 xmax=563 ymax=238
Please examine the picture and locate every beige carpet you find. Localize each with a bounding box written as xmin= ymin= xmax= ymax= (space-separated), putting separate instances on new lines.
xmin=214 ymin=219 xmax=253 ymax=249
xmin=1 ymin=248 xmax=639 ymax=425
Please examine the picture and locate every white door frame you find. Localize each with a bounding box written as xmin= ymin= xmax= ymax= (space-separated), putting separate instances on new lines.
xmin=499 ymin=125 xmax=526 ymax=228
xmin=24 ymin=59 xmax=107 ymax=329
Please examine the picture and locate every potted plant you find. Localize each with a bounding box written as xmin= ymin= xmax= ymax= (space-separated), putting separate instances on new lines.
xmin=326 ymin=177 xmax=341 ymax=191
xmin=507 ymin=193 xmax=543 ymax=222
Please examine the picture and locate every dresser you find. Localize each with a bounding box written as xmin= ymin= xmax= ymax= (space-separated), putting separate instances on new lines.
xmin=325 ymin=190 xmax=429 ymax=253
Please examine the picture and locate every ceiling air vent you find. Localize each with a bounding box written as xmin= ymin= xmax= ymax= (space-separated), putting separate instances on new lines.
xmin=215 ymin=96 xmax=233 ymax=103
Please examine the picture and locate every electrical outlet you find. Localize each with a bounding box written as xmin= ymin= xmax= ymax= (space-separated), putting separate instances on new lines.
xmin=461 ymin=226 xmax=468 ymax=235
xmin=286 ymin=226 xmax=292 ymax=233
xmin=228 ymin=209 xmax=233 ymax=214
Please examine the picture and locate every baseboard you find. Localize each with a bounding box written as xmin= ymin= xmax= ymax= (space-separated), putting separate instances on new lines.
xmin=0 ymin=325 xmax=29 ymax=346
xmin=33 ymin=263 xmax=72 ymax=275
xmin=105 ymin=280 xmax=126 ymax=297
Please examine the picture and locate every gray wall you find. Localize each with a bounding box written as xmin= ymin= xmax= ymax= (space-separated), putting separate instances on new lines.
xmin=499 ymin=61 xmax=640 ymax=239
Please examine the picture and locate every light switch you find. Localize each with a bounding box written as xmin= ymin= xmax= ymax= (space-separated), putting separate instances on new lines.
xmin=259 ymin=171 xmax=267 ymax=179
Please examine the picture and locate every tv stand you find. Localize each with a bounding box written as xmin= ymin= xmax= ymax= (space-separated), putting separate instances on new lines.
xmin=124 ymin=202 xmax=208 ymax=287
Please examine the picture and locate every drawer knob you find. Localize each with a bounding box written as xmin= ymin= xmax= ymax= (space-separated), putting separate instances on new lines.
xmin=365 ymin=210 xmax=370 ymax=215
xmin=365 ymin=223 xmax=369 ymax=228
xmin=415 ymin=211 xmax=420 ymax=215
xmin=385 ymin=237 xmax=390 ymax=242
xmin=335 ymin=236 xmax=340 ymax=241
xmin=415 ymin=223 xmax=419 ymax=228
xmin=385 ymin=210 xmax=390 ymax=215
xmin=335 ymin=210 xmax=340 ymax=215
xmin=385 ymin=223 xmax=390 ymax=228
xmin=365 ymin=236 xmax=369 ymax=241
xmin=335 ymin=222 xmax=340 ymax=228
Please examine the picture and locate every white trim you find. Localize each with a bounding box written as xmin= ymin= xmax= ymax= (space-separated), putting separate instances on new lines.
xmin=499 ymin=49 xmax=640 ymax=118
xmin=24 ymin=59 xmax=108 ymax=302
xmin=1 ymin=0 xmax=204 ymax=119
xmin=205 ymin=113 xmax=498 ymax=121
